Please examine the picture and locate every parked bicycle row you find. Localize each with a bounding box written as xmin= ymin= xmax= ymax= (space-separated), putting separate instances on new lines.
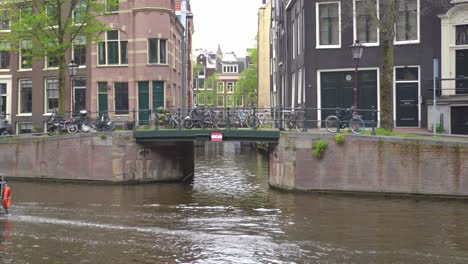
xmin=46 ymin=110 xmax=115 ymax=135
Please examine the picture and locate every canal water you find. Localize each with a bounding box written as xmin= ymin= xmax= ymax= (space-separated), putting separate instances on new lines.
xmin=2 ymin=142 xmax=468 ymax=264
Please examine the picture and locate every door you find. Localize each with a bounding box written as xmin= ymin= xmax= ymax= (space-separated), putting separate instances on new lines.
xmin=152 ymin=81 xmax=164 ymax=110
xmin=396 ymin=83 xmax=419 ymax=127
xmin=74 ymin=88 xmax=86 ymax=113
xmin=138 ymin=82 xmax=149 ymax=126
xmin=98 ymin=82 xmax=108 ymax=113
xmin=451 ymin=106 xmax=468 ymax=135
xmin=456 ymin=50 xmax=468 ymax=94
xmin=0 ymin=83 xmax=6 ymax=115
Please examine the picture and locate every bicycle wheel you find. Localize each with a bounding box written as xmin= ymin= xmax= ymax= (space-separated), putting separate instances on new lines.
xmin=349 ymin=116 xmax=365 ymax=134
xmin=324 ymin=115 xmax=339 ymax=133
xmin=201 ymin=116 xmax=214 ymax=129
xmin=183 ymin=119 xmax=194 ymax=129
xmin=246 ymin=115 xmax=260 ymax=129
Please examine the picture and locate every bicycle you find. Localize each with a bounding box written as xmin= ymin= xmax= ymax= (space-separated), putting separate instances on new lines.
xmin=324 ymin=107 xmax=365 ymax=135
xmin=257 ymin=109 xmax=272 ymax=129
xmin=284 ymin=109 xmax=304 ymax=132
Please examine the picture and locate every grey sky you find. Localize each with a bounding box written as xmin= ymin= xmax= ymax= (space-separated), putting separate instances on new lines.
xmin=190 ymin=0 xmax=263 ymax=57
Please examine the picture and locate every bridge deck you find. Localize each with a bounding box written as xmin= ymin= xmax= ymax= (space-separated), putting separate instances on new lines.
xmin=133 ymin=129 xmax=280 ymax=142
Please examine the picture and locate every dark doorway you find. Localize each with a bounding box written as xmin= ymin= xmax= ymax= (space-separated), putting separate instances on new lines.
xmin=456 ymin=50 xmax=468 ymax=94
xmin=138 ymin=81 xmax=150 ymax=126
xmin=321 ymin=70 xmax=378 ymax=122
xmin=451 ymin=106 xmax=468 ymax=135
xmin=74 ymin=88 xmax=86 ymax=113
xmin=396 ymin=83 xmax=418 ymax=127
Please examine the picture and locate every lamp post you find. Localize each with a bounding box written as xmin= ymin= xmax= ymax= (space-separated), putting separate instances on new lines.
xmin=350 ymin=40 xmax=364 ymax=116
xmin=67 ymin=60 xmax=78 ymax=113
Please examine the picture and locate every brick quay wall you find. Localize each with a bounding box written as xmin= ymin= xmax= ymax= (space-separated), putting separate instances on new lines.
xmin=0 ymin=132 xmax=194 ymax=183
xmin=270 ymin=133 xmax=468 ymax=197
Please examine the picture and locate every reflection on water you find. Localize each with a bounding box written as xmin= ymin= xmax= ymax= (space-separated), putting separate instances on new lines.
xmin=1 ymin=142 xmax=468 ymax=263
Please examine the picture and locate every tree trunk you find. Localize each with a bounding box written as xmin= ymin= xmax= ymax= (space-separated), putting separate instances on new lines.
xmin=381 ymin=36 xmax=394 ymax=131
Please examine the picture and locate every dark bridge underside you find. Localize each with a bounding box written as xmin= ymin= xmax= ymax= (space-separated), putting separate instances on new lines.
xmin=133 ymin=130 xmax=280 ymax=143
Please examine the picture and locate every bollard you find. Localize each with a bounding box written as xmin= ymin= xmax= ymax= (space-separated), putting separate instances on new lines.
xmin=253 ymin=105 xmax=257 ymax=129
xmin=371 ymin=106 xmax=376 ymax=136
xmin=177 ymin=108 xmax=182 ymax=130
xmin=154 ymin=110 xmax=159 ymax=131
xmin=132 ymin=108 xmax=136 ymax=131
xmin=148 ymin=109 xmax=152 ymax=127
xmin=336 ymin=107 xmax=341 ymax=133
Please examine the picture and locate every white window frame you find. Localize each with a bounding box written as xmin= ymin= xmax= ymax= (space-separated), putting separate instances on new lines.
xmin=97 ymin=30 xmax=128 ymax=66
xmin=292 ymin=18 xmax=296 ymax=59
xmin=44 ymin=78 xmax=59 ymax=114
xmin=147 ymin=38 xmax=168 ymax=65
xmin=105 ymin=0 xmax=119 ymax=13
xmin=222 ymin=64 xmax=238 ymax=73
xmin=217 ymin=95 xmax=224 ymax=107
xmin=72 ymin=0 xmax=87 ymax=26
xmin=353 ymin=0 xmax=380 ymax=47
xmin=393 ymin=65 xmax=421 ymax=128
xmin=291 ymin=72 xmax=296 ymax=108
xmin=19 ymin=40 xmax=32 ymax=71
xmin=217 ymin=82 xmax=224 ymax=93
xmin=72 ymin=35 xmax=87 ymax=68
xmin=316 ymin=1 xmax=341 ymax=49
xmin=0 ymin=42 xmax=10 ymax=71
xmin=394 ymin=0 xmax=420 ymax=45
xmin=0 ymin=10 xmax=10 ymax=32
xmin=227 ymin=82 xmax=234 ymax=93
xmin=18 ymin=78 xmax=32 ymax=116
xmin=17 ymin=122 xmax=33 ymax=134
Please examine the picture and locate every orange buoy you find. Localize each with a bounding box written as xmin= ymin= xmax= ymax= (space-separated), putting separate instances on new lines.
xmin=3 ymin=186 xmax=11 ymax=209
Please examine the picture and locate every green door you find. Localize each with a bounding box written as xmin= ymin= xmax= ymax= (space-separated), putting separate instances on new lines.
xmin=152 ymin=81 xmax=164 ymax=110
xmin=138 ymin=82 xmax=150 ymax=125
xmin=98 ymin=82 xmax=108 ymax=113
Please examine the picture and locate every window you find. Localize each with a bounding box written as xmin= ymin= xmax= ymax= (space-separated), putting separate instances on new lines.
xmin=0 ymin=42 xmax=10 ymax=69
xmin=46 ymin=4 xmax=59 ymax=27
xmin=19 ymin=79 xmax=32 ymax=114
xmin=298 ymin=11 xmax=302 ymax=55
xmin=173 ymin=35 xmax=176 ymax=68
xmin=456 ymin=25 xmax=468 ymax=45
xmin=20 ymin=40 xmax=32 ymax=70
xmin=45 ymin=78 xmax=59 ymax=113
xmin=292 ymin=19 xmax=296 ymax=59
xmin=317 ymin=2 xmax=340 ymax=47
xmin=199 ymin=79 xmax=205 ymax=89
xmin=73 ymin=36 xmax=87 ymax=66
xmin=236 ymin=96 xmax=243 ymax=106
xmin=0 ymin=83 xmax=6 ymax=115
xmin=148 ymin=38 xmax=167 ymax=64
xmin=395 ymin=0 xmax=418 ymax=43
xmin=98 ymin=30 xmax=127 ymax=65
xmin=18 ymin=123 xmax=33 ymax=134
xmin=106 ymin=0 xmax=119 ymax=12
xmin=354 ymin=0 xmax=378 ymax=44
xmin=0 ymin=10 xmax=9 ymax=30
xmin=222 ymin=65 xmax=238 ymax=73
xmin=217 ymin=95 xmax=224 ymax=107
xmin=20 ymin=6 xmax=32 ymax=22
xmin=46 ymin=53 xmax=59 ymax=69
xmin=226 ymin=95 xmax=234 ymax=107
xmin=114 ymin=82 xmax=129 ymax=115
xmin=73 ymin=0 xmax=87 ymax=25
xmin=227 ymin=82 xmax=234 ymax=93
xmin=217 ymin=82 xmax=224 ymax=93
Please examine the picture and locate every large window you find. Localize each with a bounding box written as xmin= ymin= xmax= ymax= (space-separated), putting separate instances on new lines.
xmin=106 ymin=0 xmax=119 ymax=12
xmin=354 ymin=0 xmax=378 ymax=45
xmin=0 ymin=10 xmax=9 ymax=30
xmin=98 ymin=30 xmax=127 ymax=65
xmin=227 ymin=82 xmax=234 ymax=93
xmin=0 ymin=83 xmax=6 ymax=115
xmin=46 ymin=4 xmax=59 ymax=27
xmin=217 ymin=95 xmax=224 ymax=107
xmin=73 ymin=36 xmax=87 ymax=66
xmin=396 ymin=0 xmax=419 ymax=43
xmin=19 ymin=79 xmax=32 ymax=114
xmin=0 ymin=42 xmax=10 ymax=69
xmin=45 ymin=78 xmax=59 ymax=113
xmin=217 ymin=82 xmax=224 ymax=93
xmin=114 ymin=82 xmax=129 ymax=115
xmin=317 ymin=2 xmax=340 ymax=47
xmin=222 ymin=65 xmax=238 ymax=73
xmin=20 ymin=40 xmax=32 ymax=70
xmin=148 ymin=38 xmax=167 ymax=64
xmin=456 ymin=25 xmax=468 ymax=45
xmin=73 ymin=0 xmax=87 ymax=25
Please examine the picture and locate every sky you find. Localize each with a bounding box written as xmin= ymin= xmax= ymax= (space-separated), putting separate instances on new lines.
xmin=190 ymin=0 xmax=263 ymax=58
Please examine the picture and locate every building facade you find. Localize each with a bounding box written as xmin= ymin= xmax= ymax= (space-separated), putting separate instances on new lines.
xmin=0 ymin=0 xmax=190 ymax=133
xmin=258 ymin=0 xmax=272 ymax=109
xmin=271 ymin=0 xmax=454 ymax=131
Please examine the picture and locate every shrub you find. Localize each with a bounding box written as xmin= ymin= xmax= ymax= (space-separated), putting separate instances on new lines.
xmin=313 ymin=140 xmax=328 ymax=159
xmin=335 ymin=134 xmax=345 ymax=145
xmin=99 ymin=133 xmax=107 ymax=140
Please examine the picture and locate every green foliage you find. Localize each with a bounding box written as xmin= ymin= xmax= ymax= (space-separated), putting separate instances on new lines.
xmin=335 ymin=134 xmax=345 ymax=145
xmin=99 ymin=133 xmax=107 ymax=140
xmin=234 ymin=45 xmax=258 ymax=106
xmin=1 ymin=0 xmax=108 ymax=113
xmin=435 ymin=123 xmax=445 ymax=134
xmin=312 ymin=140 xmax=328 ymax=159
xmin=197 ymin=74 xmax=219 ymax=106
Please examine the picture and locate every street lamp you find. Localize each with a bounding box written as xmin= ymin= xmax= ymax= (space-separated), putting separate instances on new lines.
xmin=67 ymin=60 xmax=78 ymax=113
xmin=350 ymin=40 xmax=364 ymax=116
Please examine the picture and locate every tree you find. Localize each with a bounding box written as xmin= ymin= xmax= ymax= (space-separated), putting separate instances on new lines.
xmin=1 ymin=0 xmax=107 ymax=114
xmin=234 ymin=47 xmax=258 ymax=107
xmin=197 ymin=73 xmax=219 ymax=107
xmin=353 ymin=0 xmax=451 ymax=131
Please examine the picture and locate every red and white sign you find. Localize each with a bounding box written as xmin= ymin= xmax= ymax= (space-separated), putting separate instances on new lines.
xmin=211 ymin=132 xmax=223 ymax=142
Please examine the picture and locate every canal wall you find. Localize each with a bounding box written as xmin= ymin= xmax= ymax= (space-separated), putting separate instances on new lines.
xmin=0 ymin=132 xmax=194 ymax=183
xmin=270 ymin=133 xmax=468 ymax=197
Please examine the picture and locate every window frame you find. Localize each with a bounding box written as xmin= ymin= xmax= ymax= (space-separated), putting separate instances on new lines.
xmin=0 ymin=10 xmax=10 ymax=31
xmin=353 ymin=0 xmax=380 ymax=47
xmin=148 ymin=38 xmax=168 ymax=65
xmin=97 ymin=30 xmax=128 ymax=66
xmin=72 ymin=36 xmax=87 ymax=67
xmin=106 ymin=0 xmax=119 ymax=13
xmin=114 ymin=82 xmax=129 ymax=115
xmin=18 ymin=79 xmax=32 ymax=115
xmin=44 ymin=78 xmax=59 ymax=113
xmin=0 ymin=42 xmax=10 ymax=70
xmin=394 ymin=0 xmax=420 ymax=45
xmin=226 ymin=82 xmax=234 ymax=93
xmin=217 ymin=82 xmax=224 ymax=93
xmin=316 ymin=1 xmax=341 ymax=49
xmin=19 ymin=40 xmax=32 ymax=71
